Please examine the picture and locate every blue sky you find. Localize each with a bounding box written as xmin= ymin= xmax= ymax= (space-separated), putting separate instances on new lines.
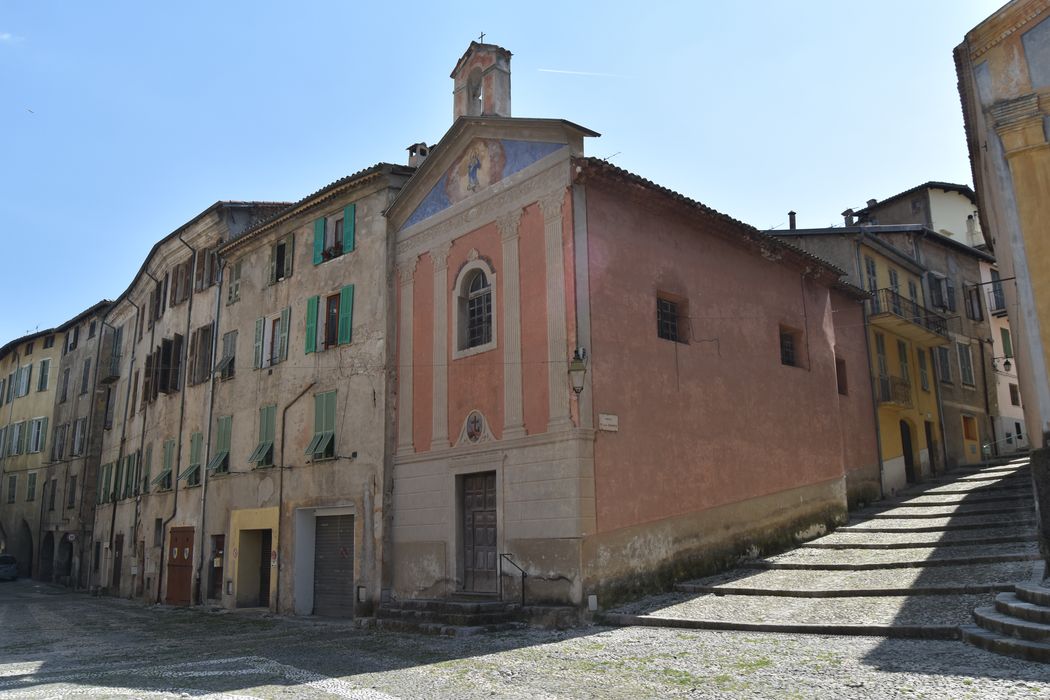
xmin=0 ymin=0 xmax=1002 ymax=343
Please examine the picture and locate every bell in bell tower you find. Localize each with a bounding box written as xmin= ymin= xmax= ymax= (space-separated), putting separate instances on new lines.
xmin=451 ymin=41 xmax=512 ymax=121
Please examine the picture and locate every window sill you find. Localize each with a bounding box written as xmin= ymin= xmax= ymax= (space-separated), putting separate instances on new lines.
xmin=453 ymin=341 xmax=497 ymax=361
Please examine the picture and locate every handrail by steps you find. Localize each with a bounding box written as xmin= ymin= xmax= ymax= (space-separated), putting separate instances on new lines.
xmin=499 ymin=553 xmax=527 ymax=607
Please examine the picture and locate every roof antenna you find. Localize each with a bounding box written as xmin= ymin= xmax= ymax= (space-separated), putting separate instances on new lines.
xmin=601 ymin=151 xmax=621 ymax=162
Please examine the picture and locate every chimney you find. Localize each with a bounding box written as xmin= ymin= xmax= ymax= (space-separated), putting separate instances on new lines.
xmin=842 ymin=209 xmax=855 ymax=226
xmin=788 ymin=211 xmax=797 ymax=230
xmin=451 ymin=42 xmax=512 ymax=120
xmin=407 ymin=143 xmax=430 ymax=168
xmin=866 ymin=198 xmax=878 ymax=208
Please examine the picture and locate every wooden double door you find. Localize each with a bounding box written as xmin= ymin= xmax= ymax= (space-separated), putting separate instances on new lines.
xmin=166 ymin=527 xmax=194 ymax=606
xmin=462 ymin=472 xmax=497 ymax=593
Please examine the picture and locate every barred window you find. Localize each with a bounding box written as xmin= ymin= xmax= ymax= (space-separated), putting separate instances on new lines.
xmin=657 ymin=298 xmax=682 ymax=342
xmin=466 ymin=271 xmax=492 ymax=349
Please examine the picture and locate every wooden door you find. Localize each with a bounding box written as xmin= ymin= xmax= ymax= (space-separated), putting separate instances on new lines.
xmin=165 ymin=527 xmax=194 ymax=606
xmin=463 ymin=472 xmax=497 ymax=593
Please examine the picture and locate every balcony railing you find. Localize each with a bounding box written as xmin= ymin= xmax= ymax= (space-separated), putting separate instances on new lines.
xmin=866 ymin=288 xmax=948 ymax=338
xmin=987 ymin=286 xmax=1007 ymax=315
xmin=99 ymin=349 xmax=121 ymax=384
xmin=876 ymin=374 xmax=913 ymax=408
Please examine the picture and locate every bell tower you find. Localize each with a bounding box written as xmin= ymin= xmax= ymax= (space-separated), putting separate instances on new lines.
xmin=451 ymin=41 xmax=512 ymax=120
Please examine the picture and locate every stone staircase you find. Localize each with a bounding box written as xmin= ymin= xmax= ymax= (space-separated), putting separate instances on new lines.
xmin=600 ymin=458 xmax=1041 ymax=640
xmin=962 ymin=582 xmax=1050 ymax=661
xmin=370 ymin=597 xmax=525 ymax=636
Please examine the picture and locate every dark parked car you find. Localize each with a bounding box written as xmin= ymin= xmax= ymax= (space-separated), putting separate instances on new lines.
xmin=0 ymin=554 xmax=16 ymax=581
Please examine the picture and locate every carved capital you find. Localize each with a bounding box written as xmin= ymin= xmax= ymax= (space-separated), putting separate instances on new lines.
xmin=539 ymin=191 xmax=564 ymax=222
xmin=497 ymin=209 xmax=522 ymax=242
xmin=430 ymin=241 xmax=453 ymax=272
xmin=397 ymin=256 xmax=418 ymax=285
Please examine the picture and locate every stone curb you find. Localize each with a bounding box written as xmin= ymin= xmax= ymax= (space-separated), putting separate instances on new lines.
xmin=743 ymin=553 xmax=1041 ymax=571
xmin=596 ymin=612 xmax=961 ymax=639
xmin=865 ymin=507 xmax=1033 ymax=519
xmin=802 ymin=535 xmax=1037 ymax=550
xmin=837 ymin=521 xmax=1034 ymax=533
xmin=673 ymin=583 xmax=1017 ymax=597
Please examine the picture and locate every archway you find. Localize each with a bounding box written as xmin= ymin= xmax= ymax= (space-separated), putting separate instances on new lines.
xmin=900 ymin=420 xmax=917 ymax=484
xmin=57 ymin=534 xmax=73 ymax=583
xmin=16 ymin=521 xmax=33 ymax=578
xmin=39 ymin=531 xmax=55 ymax=581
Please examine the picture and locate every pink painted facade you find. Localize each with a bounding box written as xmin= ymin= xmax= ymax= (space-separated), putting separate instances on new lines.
xmin=383 ymin=42 xmax=877 ymax=608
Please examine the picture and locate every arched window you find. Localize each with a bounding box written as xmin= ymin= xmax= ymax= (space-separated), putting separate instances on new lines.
xmin=465 ymin=270 xmax=492 ymax=348
xmin=453 ymin=258 xmax=497 ymax=358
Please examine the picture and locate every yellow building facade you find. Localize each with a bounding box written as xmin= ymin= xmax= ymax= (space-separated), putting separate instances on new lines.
xmin=860 ymin=244 xmax=949 ymax=495
xmin=957 ymin=0 xmax=1050 ymax=449
xmin=0 ymin=329 xmax=63 ymax=576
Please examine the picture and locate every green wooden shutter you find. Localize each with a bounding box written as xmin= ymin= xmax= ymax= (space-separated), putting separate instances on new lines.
xmin=325 ymin=390 xmax=336 ymax=432
xmin=190 ymin=432 xmax=202 ymax=466
xmin=305 ymin=296 xmax=319 ymax=354
xmin=284 ymin=234 xmax=294 ymax=279
xmin=278 ymin=307 xmax=290 ymax=361
xmin=313 ymin=218 xmax=325 ymax=265
xmin=268 ymin=244 xmax=277 ymax=285
xmin=343 ymin=204 xmax=356 ymax=252
xmin=39 ymin=417 xmax=47 ymax=454
xmin=337 ymin=285 xmax=354 ymax=345
xmin=253 ymin=318 xmax=264 ymax=368
xmin=314 ymin=393 xmax=324 ymax=434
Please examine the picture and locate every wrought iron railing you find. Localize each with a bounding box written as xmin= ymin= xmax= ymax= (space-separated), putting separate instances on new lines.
xmin=987 ymin=286 xmax=1007 ymax=315
xmin=876 ymin=374 xmax=913 ymax=408
xmin=866 ymin=288 xmax=948 ymax=338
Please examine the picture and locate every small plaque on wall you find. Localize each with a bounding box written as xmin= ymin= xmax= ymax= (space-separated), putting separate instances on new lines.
xmin=598 ymin=414 xmax=619 ymax=432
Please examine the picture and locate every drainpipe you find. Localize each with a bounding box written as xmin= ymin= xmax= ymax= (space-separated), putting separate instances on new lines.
xmin=156 ymin=234 xmax=196 ymax=604
xmin=97 ymin=318 xmax=126 ymax=592
xmin=854 ymin=239 xmax=886 ymax=499
xmin=193 ymin=257 xmax=224 ymax=605
xmin=116 ymin=274 xmax=157 ymax=595
xmin=275 ymin=381 xmax=316 ymax=613
xmin=979 ymin=337 xmax=997 ymax=457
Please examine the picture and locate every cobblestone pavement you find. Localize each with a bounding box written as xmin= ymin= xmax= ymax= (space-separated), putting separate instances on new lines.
xmin=4 ymin=581 xmax=1050 ymax=699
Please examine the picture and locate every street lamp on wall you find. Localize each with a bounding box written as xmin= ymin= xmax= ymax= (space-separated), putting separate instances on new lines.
xmin=568 ymin=349 xmax=587 ymax=395
xmin=992 ymin=356 xmax=1013 ymax=372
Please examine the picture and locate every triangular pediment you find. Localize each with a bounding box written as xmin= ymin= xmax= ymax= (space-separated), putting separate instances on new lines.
xmin=388 ymin=117 xmax=598 ymax=234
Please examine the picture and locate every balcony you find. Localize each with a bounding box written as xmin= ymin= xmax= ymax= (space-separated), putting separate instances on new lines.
xmin=99 ymin=349 xmax=121 ymax=384
xmin=876 ymin=374 xmax=913 ymax=409
xmin=866 ymin=288 xmax=948 ymax=345
xmin=987 ymin=286 xmax=1007 ymax=317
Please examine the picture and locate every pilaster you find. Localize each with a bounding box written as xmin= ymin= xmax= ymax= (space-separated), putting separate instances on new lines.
xmin=541 ymin=192 xmax=572 ymax=431
xmin=499 ymin=209 xmax=527 ymax=439
xmin=397 ymin=258 xmax=417 ymax=455
xmin=430 ymin=243 xmax=452 ymax=450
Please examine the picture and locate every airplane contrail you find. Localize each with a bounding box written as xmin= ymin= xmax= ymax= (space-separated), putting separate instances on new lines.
xmin=538 ymin=68 xmax=626 ymax=78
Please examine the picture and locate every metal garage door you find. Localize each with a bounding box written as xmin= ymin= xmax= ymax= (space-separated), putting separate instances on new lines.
xmin=313 ymin=515 xmax=354 ymax=617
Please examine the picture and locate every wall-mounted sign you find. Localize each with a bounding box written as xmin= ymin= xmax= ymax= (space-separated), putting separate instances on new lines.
xmin=598 ymin=414 xmax=619 ymax=432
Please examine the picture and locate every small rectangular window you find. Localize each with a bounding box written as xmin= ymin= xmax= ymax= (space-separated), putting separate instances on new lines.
xmin=324 ymin=293 xmax=341 ymax=350
xmin=656 ymin=297 xmax=685 ymax=343
xmin=216 ymin=331 xmax=237 ymax=380
xmin=779 ymin=326 xmax=803 ymax=368
xmin=1010 ymin=383 xmax=1021 ymax=406
xmin=67 ymin=475 xmax=77 ymax=508
xmin=26 ymin=472 xmax=36 ymax=501
xmin=154 ymin=518 xmax=163 ymax=547
xmin=835 ymin=358 xmax=848 ymax=395
xmin=6 ymin=475 xmax=15 ymax=504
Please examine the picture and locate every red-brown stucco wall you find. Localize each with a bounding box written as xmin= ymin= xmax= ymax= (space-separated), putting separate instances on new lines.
xmin=585 ymin=182 xmax=847 ymax=534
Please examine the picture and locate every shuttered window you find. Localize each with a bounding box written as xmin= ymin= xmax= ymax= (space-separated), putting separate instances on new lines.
xmin=151 ymin=439 xmax=174 ymax=490
xmin=248 ymin=405 xmax=276 ymax=467
xmin=338 ymin=285 xmax=354 ymax=345
xmin=305 ymin=296 xmax=319 ymax=354
xmin=306 ymin=391 xmax=337 ymax=460
xmin=207 ymin=416 xmax=232 ymax=474
xmin=180 ymin=432 xmax=203 ymax=486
